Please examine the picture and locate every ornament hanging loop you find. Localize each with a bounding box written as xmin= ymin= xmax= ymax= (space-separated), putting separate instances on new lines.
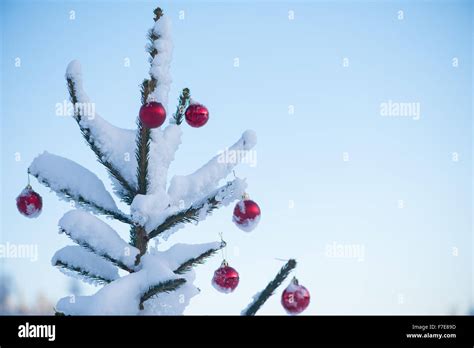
xmin=26 ymin=170 xmax=31 ymax=189
xmin=218 ymin=232 xmax=228 ymax=263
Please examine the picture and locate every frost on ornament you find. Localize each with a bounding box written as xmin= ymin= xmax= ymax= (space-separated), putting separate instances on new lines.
xmin=232 ymin=199 xmax=261 ymax=232
xmin=281 ymin=278 xmax=310 ymax=315
xmin=16 ymin=186 xmax=42 ymax=218
xmin=212 ymin=261 xmax=239 ymax=293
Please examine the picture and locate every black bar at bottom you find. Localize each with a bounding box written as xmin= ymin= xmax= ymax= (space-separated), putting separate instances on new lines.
xmin=0 ymin=315 xmax=472 ymax=346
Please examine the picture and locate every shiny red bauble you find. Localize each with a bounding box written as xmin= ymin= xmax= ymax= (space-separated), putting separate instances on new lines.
xmin=281 ymin=278 xmax=310 ymax=315
xmin=232 ymin=199 xmax=261 ymax=232
xmin=16 ymin=185 xmax=43 ymax=218
xmin=139 ymin=101 xmax=166 ymax=128
xmin=185 ymin=104 xmax=209 ymax=128
xmin=212 ymin=261 xmax=239 ymax=293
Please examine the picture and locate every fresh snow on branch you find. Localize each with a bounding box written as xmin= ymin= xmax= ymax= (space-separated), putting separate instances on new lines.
xmin=55 ymin=253 xmax=182 ymax=315
xmin=148 ymin=16 xmax=173 ymax=106
xmin=240 ymin=291 xmax=262 ymax=315
xmin=156 ymin=242 xmax=223 ymax=272
xmin=59 ymin=210 xmax=139 ymax=270
xmin=137 ymin=178 xmax=247 ymax=239
xmin=52 ymin=245 xmax=120 ymax=285
xmin=29 ymin=152 xmax=121 ymax=215
xmin=141 ymin=270 xmax=198 ymax=315
xmin=147 ymin=15 xmax=177 ymax=197
xmin=161 ymin=178 xmax=247 ymax=240
xmin=66 ymin=60 xmax=138 ymax=195
xmin=130 ymin=192 xmax=173 ymax=232
xmin=167 ymin=130 xmax=257 ymax=206
xmin=148 ymin=124 xmax=182 ymax=194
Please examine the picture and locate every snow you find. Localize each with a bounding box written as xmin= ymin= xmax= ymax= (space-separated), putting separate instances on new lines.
xmin=159 ymin=178 xmax=248 ymax=240
xmin=147 ymin=124 xmax=182 ymax=194
xmin=29 ymin=152 xmax=120 ymax=214
xmin=167 ymin=130 xmax=257 ymax=206
xmin=148 ymin=16 xmax=173 ymax=107
xmin=212 ymin=281 xmax=235 ymax=294
xmin=213 ymin=178 xmax=247 ymax=206
xmin=241 ymin=291 xmax=262 ymax=315
xmin=146 ymin=16 xmax=174 ymax=202
xmin=157 ymin=242 xmax=222 ymax=271
xmin=131 ymin=176 xmax=246 ymax=238
xmin=141 ymin=242 xmax=224 ymax=314
xmin=52 ymin=245 xmax=119 ymax=285
xmin=66 ymin=60 xmax=138 ymax=197
xmin=130 ymin=192 xmax=175 ymax=232
xmin=55 ymin=253 xmax=181 ymax=315
xmin=56 ymin=242 xmax=222 ymax=314
xmin=233 ymin=214 xmax=261 ymax=233
xmin=59 ymin=210 xmax=139 ymax=269
xmin=284 ymin=279 xmax=301 ymax=292
xmin=141 ymin=270 xmax=198 ymax=315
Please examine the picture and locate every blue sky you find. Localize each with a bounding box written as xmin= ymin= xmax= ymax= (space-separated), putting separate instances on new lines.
xmin=1 ymin=0 xmax=472 ymax=315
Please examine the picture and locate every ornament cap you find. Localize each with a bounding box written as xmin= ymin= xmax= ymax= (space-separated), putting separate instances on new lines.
xmin=291 ymin=276 xmax=299 ymax=285
xmin=242 ymin=192 xmax=250 ymax=200
xmin=221 ymin=259 xmax=229 ymax=268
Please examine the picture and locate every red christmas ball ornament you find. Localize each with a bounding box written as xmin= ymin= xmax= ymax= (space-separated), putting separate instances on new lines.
xmin=185 ymin=104 xmax=209 ymax=128
xmin=212 ymin=261 xmax=239 ymax=293
xmin=139 ymin=101 xmax=166 ymax=128
xmin=281 ymin=278 xmax=310 ymax=315
xmin=16 ymin=185 xmax=43 ymax=218
xmin=232 ymin=196 xmax=261 ymax=232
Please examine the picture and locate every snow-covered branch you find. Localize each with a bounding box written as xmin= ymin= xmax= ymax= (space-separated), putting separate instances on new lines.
xmin=147 ymin=178 xmax=247 ymax=240
xmin=145 ymin=13 xmax=179 ymax=195
xmin=148 ymin=241 xmax=225 ymax=274
xmin=148 ymin=124 xmax=182 ymax=194
xmin=55 ymin=253 xmax=184 ymax=315
xmin=29 ymin=152 xmax=131 ymax=224
xmin=167 ymin=130 xmax=257 ymax=206
xmin=147 ymin=13 xmax=173 ymax=106
xmin=59 ymin=210 xmax=140 ymax=272
xmin=241 ymin=259 xmax=297 ymax=316
xmin=66 ymin=60 xmax=138 ymax=203
xmin=139 ymin=279 xmax=185 ymax=310
xmin=174 ymin=243 xmax=225 ymax=274
xmin=52 ymin=246 xmax=120 ymax=285
xmin=171 ymin=88 xmax=190 ymax=125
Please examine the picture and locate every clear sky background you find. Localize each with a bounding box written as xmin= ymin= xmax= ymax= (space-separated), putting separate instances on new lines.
xmin=1 ymin=0 xmax=472 ymax=315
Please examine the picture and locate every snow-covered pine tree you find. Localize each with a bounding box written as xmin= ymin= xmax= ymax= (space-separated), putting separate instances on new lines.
xmin=28 ymin=6 xmax=297 ymax=315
